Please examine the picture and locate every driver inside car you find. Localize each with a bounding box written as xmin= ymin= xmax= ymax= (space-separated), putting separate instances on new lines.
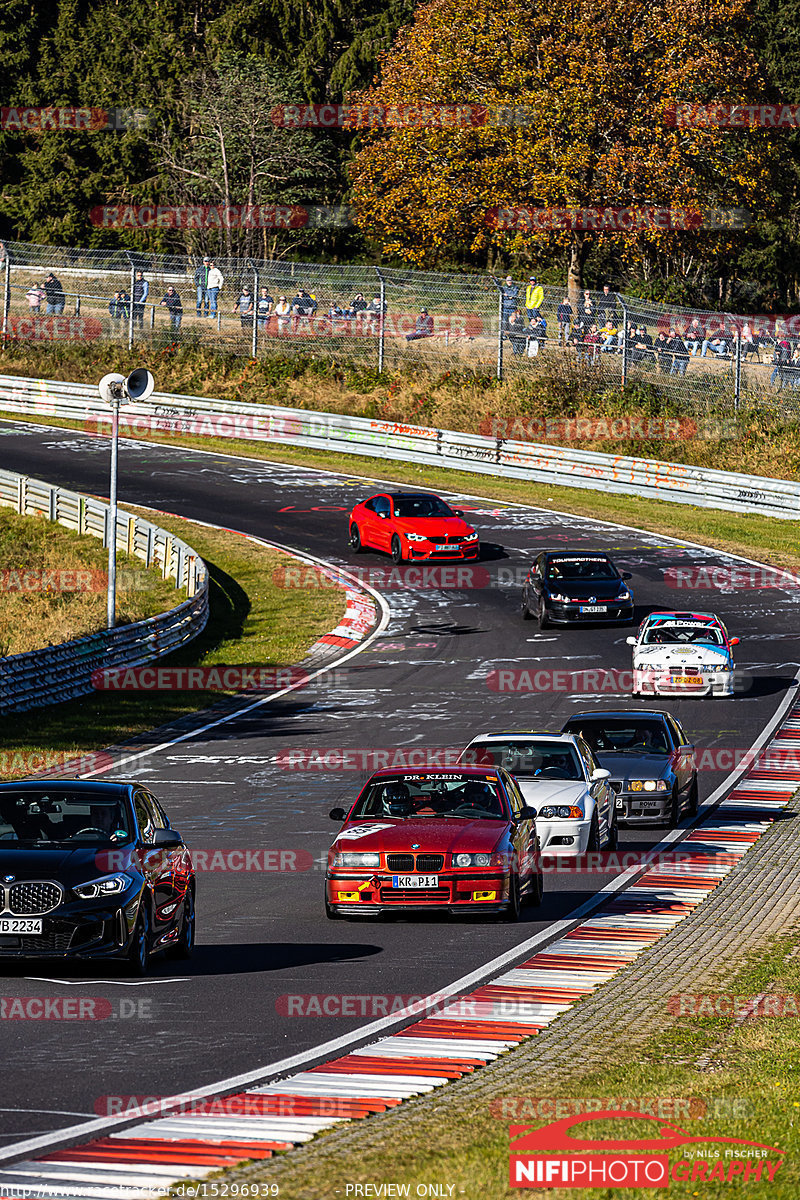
xmin=381 ymin=783 xmax=413 ymax=818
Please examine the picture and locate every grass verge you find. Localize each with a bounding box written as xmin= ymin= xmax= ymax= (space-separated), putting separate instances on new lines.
xmin=191 ymin=932 xmax=800 ymax=1200
xmin=0 ymin=505 xmax=346 ymax=779
xmin=0 ymin=507 xmax=181 ymax=654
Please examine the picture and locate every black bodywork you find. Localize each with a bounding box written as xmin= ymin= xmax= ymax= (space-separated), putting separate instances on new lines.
xmin=521 ymin=550 xmax=634 ymax=627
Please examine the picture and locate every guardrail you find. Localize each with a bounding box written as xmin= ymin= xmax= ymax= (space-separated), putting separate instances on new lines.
xmin=0 ymin=467 xmax=209 ymax=713
xmin=0 ymin=372 xmax=797 ymax=520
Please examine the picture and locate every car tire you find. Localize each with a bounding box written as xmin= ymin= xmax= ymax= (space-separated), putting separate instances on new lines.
xmin=390 ymin=535 xmax=404 ymax=565
xmin=349 ymin=524 xmax=364 ymax=553
xmin=125 ymin=905 xmax=150 ymax=977
xmin=500 ymin=873 xmax=521 ymax=922
xmin=521 ymin=592 xmax=534 ymax=621
xmin=688 ymin=777 xmax=699 ymax=817
xmin=166 ymin=888 xmax=195 ymax=960
xmin=586 ymin=810 xmax=601 ymax=852
xmin=521 ymin=839 xmax=543 ymax=907
xmin=664 ymin=786 xmax=681 ymax=828
xmin=606 ymin=814 xmax=619 ymax=850
xmin=537 ymin=600 xmax=551 ymax=630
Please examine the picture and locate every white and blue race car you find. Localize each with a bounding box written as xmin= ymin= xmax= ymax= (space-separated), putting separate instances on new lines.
xmin=627 ymin=611 xmax=739 ymax=697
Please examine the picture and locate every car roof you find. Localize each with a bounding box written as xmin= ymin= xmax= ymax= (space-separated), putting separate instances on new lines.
xmin=468 ymin=732 xmax=580 ymax=744
xmin=543 ymin=549 xmax=611 ymax=559
xmin=563 ymin=710 xmax=669 ymax=721
xmin=367 ymin=765 xmax=505 ymax=779
xmin=642 ymin=611 xmax=722 ymax=623
xmin=0 ymin=779 xmax=131 ymax=794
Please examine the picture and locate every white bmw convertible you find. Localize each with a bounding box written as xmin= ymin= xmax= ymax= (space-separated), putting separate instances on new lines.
xmin=627 ymin=611 xmax=739 ymax=698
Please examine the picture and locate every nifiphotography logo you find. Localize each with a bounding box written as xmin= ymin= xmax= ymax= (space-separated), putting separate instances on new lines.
xmin=508 ymin=1111 xmax=784 ymax=1188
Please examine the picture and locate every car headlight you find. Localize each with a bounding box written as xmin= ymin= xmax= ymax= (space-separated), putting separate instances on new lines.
xmin=405 ymin=533 xmax=428 ymax=542
xmin=629 ymin=780 xmax=668 ymax=792
xmin=539 ymin=805 xmax=584 ymax=819
xmin=548 ymin=592 xmax=570 ymax=602
xmin=453 ymin=852 xmax=492 ymax=867
xmin=464 ymin=531 xmax=478 ymax=540
xmin=618 ymin=588 xmax=631 ymax=600
xmin=332 ymin=851 xmax=381 ymax=869
xmin=73 ymin=874 xmax=130 ymax=900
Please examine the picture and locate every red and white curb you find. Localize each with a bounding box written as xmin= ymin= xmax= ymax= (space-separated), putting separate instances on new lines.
xmin=2 ymin=706 xmax=799 ymax=1198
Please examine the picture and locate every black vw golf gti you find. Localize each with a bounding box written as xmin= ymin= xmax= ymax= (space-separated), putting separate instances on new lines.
xmin=521 ymin=549 xmax=634 ymax=628
xmin=0 ymin=780 xmax=194 ymax=974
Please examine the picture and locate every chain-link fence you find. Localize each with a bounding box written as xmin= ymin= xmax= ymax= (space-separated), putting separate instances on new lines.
xmin=1 ymin=238 xmax=797 ymax=415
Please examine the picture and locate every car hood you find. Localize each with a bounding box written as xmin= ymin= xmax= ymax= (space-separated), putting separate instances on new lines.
xmin=634 ymin=644 xmax=730 ymax=665
xmin=0 ymin=844 xmax=136 ymax=882
xmin=545 ymin=579 xmax=628 ymax=599
xmin=593 ymin=751 xmax=673 ymax=781
xmin=515 ymin=780 xmax=588 ymax=808
xmin=393 ymin=516 xmax=474 ymax=536
xmin=334 ymin=818 xmax=507 ymax=855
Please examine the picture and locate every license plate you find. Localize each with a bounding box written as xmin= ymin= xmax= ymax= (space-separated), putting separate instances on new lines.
xmin=434 ymin=544 xmax=450 ymax=551
xmin=580 ymin=605 xmax=607 ymax=613
xmin=672 ymin=675 xmax=703 ymax=686
xmin=392 ymin=875 xmax=438 ymax=888
xmin=0 ymin=918 xmax=42 ymax=934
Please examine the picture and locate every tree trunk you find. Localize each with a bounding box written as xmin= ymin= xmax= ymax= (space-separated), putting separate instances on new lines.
xmin=568 ymin=235 xmax=589 ymax=303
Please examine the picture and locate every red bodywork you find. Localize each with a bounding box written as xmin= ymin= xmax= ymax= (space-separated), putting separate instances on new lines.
xmin=348 ymin=492 xmax=480 ymax=561
xmin=325 ymin=766 xmax=538 ymax=916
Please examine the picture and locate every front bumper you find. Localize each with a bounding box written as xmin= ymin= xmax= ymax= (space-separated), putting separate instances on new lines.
xmin=536 ymin=817 xmax=594 ymax=855
xmin=613 ymin=793 xmax=671 ymax=824
xmin=0 ymin=904 xmax=134 ymax=960
xmin=326 ymin=871 xmax=511 ymax=914
xmin=633 ymin=667 xmax=733 ymax=697
xmin=546 ymin=601 xmax=634 ymax=625
xmin=405 ymin=543 xmax=480 ymax=561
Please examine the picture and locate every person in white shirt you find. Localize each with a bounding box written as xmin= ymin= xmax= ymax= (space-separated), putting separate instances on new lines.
xmin=206 ymin=263 xmax=224 ymax=317
xmin=274 ymin=295 xmax=291 ymax=333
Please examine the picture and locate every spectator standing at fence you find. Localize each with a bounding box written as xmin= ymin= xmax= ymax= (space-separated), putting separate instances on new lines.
xmin=654 ymin=329 xmax=672 ymax=372
xmin=194 ymin=257 xmax=211 ymax=316
xmin=557 ymin=296 xmax=572 ymax=346
xmin=291 ymin=286 xmax=317 ymax=331
xmin=25 ymin=282 xmax=45 ymax=314
xmin=234 ymin=285 xmax=254 ymax=331
xmin=669 ymin=327 xmax=689 ymax=376
xmin=524 ymin=276 xmax=544 ymax=320
xmin=406 ymin=307 xmax=434 ymax=342
xmin=108 ymin=290 xmax=130 ymax=330
xmin=132 ymin=270 xmax=149 ymax=330
xmin=582 ymin=290 xmax=596 ymax=321
xmin=44 ymin=272 xmax=65 ymax=315
xmin=500 ymin=274 xmax=519 ymax=329
xmin=525 ymin=312 xmax=547 ymax=356
xmin=770 ymin=336 xmax=790 ymax=386
xmin=160 ymin=286 xmax=183 ymax=330
xmin=206 ymin=262 xmax=224 ymax=317
xmin=257 ymin=287 xmax=273 ymax=330
xmin=506 ymin=309 xmax=526 ymax=355
xmin=597 ymin=284 xmax=618 ymax=327
xmin=274 ymin=294 xmax=291 ymax=334
xmin=632 ymin=325 xmax=654 ymax=366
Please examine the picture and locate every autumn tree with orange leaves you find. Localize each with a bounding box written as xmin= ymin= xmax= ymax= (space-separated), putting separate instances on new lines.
xmin=349 ymin=0 xmax=776 ymax=288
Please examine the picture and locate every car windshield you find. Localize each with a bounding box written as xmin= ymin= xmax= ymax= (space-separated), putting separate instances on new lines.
xmin=546 ymin=557 xmax=618 ymax=581
xmin=0 ymin=790 xmax=133 ymax=845
xmin=351 ymin=774 xmax=507 ymax=819
xmin=392 ymin=495 xmax=454 ymax=519
xmin=465 ymin=743 xmax=584 ymax=781
xmin=565 ymin=721 xmax=671 ymax=755
xmin=643 ymin=625 xmax=724 ymax=645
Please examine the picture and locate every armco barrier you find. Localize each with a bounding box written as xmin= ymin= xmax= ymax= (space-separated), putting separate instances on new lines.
xmin=0 ymin=372 xmax=798 ymax=520
xmin=0 ymin=468 xmax=209 ymax=713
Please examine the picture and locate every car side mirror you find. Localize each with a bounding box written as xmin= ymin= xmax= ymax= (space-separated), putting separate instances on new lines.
xmin=678 ymin=744 xmax=695 ymax=753
xmin=152 ymin=828 xmax=182 ymax=848
xmin=520 ymin=805 xmax=538 ymax=821
xmin=454 ymin=509 xmax=464 ymax=518
xmin=626 ymin=636 xmax=637 ymax=645
xmin=591 ymin=768 xmax=611 ymax=782
xmin=729 ymin=637 xmax=739 ymax=646
xmin=329 ymin=807 xmax=346 ymax=822
xmin=621 ymin=571 xmax=632 ymax=580
xmin=378 ymin=512 xmax=389 ymax=519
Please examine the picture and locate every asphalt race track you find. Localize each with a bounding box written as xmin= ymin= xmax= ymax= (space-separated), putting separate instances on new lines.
xmin=1 ymin=418 xmax=798 ymax=1151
